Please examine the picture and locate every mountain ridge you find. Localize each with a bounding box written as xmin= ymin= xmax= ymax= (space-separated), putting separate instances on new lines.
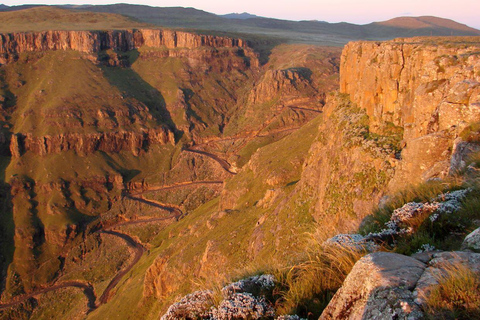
xmin=221 ymin=12 xmax=260 ymax=20
xmin=0 ymin=4 xmax=478 ymax=46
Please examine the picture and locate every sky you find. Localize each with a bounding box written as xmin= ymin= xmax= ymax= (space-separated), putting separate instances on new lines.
xmin=2 ymin=0 xmax=480 ymax=29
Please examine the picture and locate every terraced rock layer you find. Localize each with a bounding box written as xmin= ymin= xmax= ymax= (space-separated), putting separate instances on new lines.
xmin=0 ymin=29 xmax=248 ymax=61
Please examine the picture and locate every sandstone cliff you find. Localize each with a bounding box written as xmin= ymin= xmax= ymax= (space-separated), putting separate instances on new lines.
xmin=0 ymin=29 xmax=248 ymax=63
xmin=340 ymin=37 xmax=480 ymax=188
xmin=341 ymin=37 xmax=480 ymax=140
xmin=9 ymin=128 xmax=174 ymax=158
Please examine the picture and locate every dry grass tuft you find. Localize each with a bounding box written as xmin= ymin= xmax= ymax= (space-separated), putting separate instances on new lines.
xmin=273 ymin=240 xmax=367 ymax=317
xmin=425 ymin=262 xmax=480 ymax=319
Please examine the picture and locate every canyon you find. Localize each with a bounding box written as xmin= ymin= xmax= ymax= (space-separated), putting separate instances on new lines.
xmin=0 ymin=9 xmax=478 ymax=320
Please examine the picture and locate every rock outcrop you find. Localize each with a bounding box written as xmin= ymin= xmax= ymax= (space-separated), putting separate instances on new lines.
xmin=0 ymin=29 xmax=249 ymax=63
xmin=340 ymin=37 xmax=480 ymax=140
xmin=320 ymin=252 xmax=426 ymax=320
xmin=143 ymin=256 xmax=179 ymax=299
xmin=9 ymin=127 xmax=174 ymax=157
xmin=340 ymin=37 xmax=480 ymax=188
xmin=248 ymin=68 xmax=315 ymax=105
xmin=462 ymin=227 xmax=480 ymax=252
xmin=161 ymin=275 xmax=276 ymax=320
xmin=320 ymin=250 xmax=480 ymax=320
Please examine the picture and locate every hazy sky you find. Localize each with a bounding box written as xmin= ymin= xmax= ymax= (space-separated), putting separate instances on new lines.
xmin=3 ymin=0 xmax=480 ymax=29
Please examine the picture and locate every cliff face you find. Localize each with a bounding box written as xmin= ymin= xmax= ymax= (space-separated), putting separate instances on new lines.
xmin=341 ymin=37 xmax=480 ymax=140
xmin=10 ymin=128 xmax=174 ymax=158
xmin=340 ymin=37 xmax=480 ymax=188
xmin=0 ymin=29 xmax=248 ymax=62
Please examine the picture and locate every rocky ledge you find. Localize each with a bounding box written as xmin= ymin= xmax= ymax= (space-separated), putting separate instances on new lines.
xmin=10 ymin=127 xmax=174 ymax=157
xmin=320 ymin=250 xmax=480 ymax=320
xmin=0 ymin=29 xmax=249 ymax=63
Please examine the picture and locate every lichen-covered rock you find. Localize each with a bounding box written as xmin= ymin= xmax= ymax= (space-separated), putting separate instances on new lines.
xmin=461 ymin=227 xmax=480 ymax=252
xmin=366 ymin=188 xmax=471 ymax=242
xmin=276 ymin=316 xmax=304 ymax=320
xmin=319 ymin=252 xmax=426 ymax=320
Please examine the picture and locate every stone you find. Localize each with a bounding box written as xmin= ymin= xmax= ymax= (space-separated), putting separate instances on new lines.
xmin=9 ymin=128 xmax=174 ymax=158
xmin=462 ymin=227 xmax=480 ymax=252
xmin=325 ymin=233 xmax=379 ymax=252
xmin=319 ymin=252 xmax=426 ymax=320
xmin=0 ymin=29 xmax=248 ymax=57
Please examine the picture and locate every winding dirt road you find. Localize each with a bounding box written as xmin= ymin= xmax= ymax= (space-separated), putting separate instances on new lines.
xmin=125 ymin=195 xmax=184 ymax=219
xmin=0 ymin=281 xmax=96 ymax=311
xmin=288 ymin=106 xmax=322 ymax=113
xmin=97 ymin=230 xmax=145 ymax=305
xmin=0 ymin=216 xmax=174 ymax=312
xmin=184 ymin=148 xmax=237 ymax=174
xmin=129 ymin=180 xmax=223 ymax=196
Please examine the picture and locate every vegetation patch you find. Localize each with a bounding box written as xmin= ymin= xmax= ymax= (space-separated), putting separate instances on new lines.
xmin=425 ymin=263 xmax=480 ymax=319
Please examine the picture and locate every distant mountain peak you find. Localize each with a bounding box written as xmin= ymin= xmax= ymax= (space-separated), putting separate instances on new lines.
xmin=221 ymin=12 xmax=259 ymax=20
xmin=376 ymin=16 xmax=480 ymax=34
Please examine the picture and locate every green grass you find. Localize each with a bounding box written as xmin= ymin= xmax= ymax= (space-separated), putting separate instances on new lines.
xmin=4 ymin=50 xmax=161 ymax=137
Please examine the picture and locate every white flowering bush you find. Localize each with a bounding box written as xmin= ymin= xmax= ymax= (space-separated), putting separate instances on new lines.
xmin=350 ymin=187 xmax=477 ymax=254
xmin=161 ymin=290 xmax=214 ymax=320
xmin=222 ymin=274 xmax=275 ymax=297
xmin=161 ymin=275 xmax=277 ymax=319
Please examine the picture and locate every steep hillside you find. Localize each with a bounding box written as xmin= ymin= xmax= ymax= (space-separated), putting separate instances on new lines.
xmin=0 ymin=8 xmax=478 ymax=319
xmin=0 ymin=27 xmax=341 ymax=319
xmin=0 ymin=28 xmax=260 ymax=309
xmin=11 ymin=36 xmax=476 ymax=320
xmin=157 ymin=36 xmax=479 ymax=318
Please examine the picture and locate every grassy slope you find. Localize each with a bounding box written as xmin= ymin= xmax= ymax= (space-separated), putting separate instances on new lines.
xmin=2 ymin=49 xmax=185 ymax=185
xmin=4 ymin=51 xmax=161 ymax=137
xmin=86 ymin=114 xmax=324 ymax=319
xmin=0 ymin=35 xmax=262 ymax=301
xmin=0 ymin=6 xmax=150 ymax=32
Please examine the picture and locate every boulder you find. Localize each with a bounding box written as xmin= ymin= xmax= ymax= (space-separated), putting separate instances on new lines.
xmin=319 ymin=252 xmax=425 ymax=320
xmin=461 ymin=227 xmax=480 ymax=252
